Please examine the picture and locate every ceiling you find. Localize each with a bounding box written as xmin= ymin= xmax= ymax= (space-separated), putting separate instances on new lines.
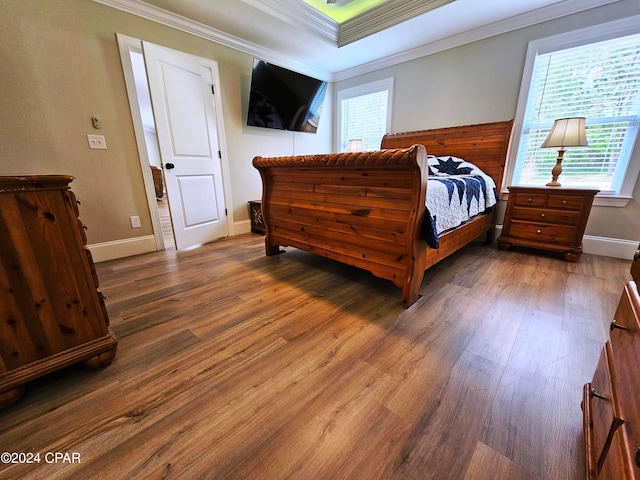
xmin=299 ymin=0 xmax=389 ymax=23
xmin=96 ymin=0 xmax=621 ymax=81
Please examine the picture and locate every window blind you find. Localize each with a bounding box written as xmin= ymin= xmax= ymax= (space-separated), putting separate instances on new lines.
xmin=514 ymin=33 xmax=640 ymax=193
xmin=340 ymin=89 xmax=389 ymax=152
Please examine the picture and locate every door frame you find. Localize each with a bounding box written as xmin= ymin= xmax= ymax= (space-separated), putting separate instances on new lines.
xmin=116 ymin=33 xmax=235 ymax=250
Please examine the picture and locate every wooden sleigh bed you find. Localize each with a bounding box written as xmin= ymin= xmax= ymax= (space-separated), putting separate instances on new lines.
xmin=252 ymin=120 xmax=513 ymax=308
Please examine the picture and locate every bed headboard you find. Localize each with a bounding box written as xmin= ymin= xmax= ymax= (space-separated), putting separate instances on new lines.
xmin=380 ymin=120 xmax=514 ymax=190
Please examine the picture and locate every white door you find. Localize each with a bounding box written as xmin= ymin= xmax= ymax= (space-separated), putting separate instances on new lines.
xmin=143 ymin=42 xmax=228 ymax=250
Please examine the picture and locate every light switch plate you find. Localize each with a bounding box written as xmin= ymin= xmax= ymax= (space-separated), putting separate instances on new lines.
xmin=87 ymin=134 xmax=107 ymax=150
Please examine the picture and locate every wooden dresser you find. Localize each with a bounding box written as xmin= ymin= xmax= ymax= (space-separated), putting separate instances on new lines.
xmin=498 ymin=186 xmax=599 ymax=261
xmin=582 ymin=281 xmax=640 ymax=479
xmin=0 ymin=175 xmax=117 ymax=408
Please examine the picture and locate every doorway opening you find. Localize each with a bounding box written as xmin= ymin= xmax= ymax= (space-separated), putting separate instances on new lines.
xmin=117 ymin=34 xmax=234 ymax=252
xmin=129 ymin=50 xmax=175 ymax=250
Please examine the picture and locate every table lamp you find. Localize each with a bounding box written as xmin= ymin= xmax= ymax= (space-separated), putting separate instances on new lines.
xmin=541 ymin=117 xmax=588 ymax=187
xmin=346 ymin=139 xmax=364 ymax=152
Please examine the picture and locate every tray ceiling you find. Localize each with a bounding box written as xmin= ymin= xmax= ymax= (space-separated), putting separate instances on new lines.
xmin=94 ymin=0 xmax=623 ymax=81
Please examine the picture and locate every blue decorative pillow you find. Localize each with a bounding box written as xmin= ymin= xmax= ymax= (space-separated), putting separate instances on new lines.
xmin=426 ymin=155 xmax=439 ymax=176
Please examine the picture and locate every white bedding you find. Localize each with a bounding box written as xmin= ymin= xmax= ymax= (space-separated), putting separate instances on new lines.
xmin=423 ymin=155 xmax=498 ymax=247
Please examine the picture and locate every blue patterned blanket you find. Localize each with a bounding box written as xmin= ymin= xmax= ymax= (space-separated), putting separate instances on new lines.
xmin=423 ymin=156 xmax=498 ymax=249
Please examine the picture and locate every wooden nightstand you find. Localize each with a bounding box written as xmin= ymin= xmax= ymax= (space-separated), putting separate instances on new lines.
xmin=498 ymin=186 xmax=599 ymax=261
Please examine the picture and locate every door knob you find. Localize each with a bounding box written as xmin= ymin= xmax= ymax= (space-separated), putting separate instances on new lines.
xmin=165 ymin=163 xmax=175 ymax=170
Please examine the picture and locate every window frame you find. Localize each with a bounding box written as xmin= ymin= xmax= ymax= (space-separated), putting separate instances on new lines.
xmin=335 ymin=77 xmax=394 ymax=153
xmin=505 ymin=15 xmax=640 ymax=207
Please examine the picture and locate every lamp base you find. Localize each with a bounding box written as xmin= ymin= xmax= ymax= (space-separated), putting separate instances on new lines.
xmin=546 ymin=149 xmax=565 ymax=188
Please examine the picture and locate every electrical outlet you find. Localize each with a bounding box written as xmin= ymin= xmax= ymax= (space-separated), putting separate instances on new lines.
xmin=87 ymin=134 xmax=107 ymax=150
xmin=130 ymin=215 xmax=141 ymax=228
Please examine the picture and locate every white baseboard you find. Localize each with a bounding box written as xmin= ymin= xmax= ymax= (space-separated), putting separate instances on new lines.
xmin=90 ymin=220 xmax=254 ymax=263
xmin=89 ymin=235 xmax=157 ymax=263
xmin=582 ymin=235 xmax=638 ymax=260
xmin=495 ymin=225 xmax=637 ymax=260
xmin=91 ymin=225 xmax=637 ymax=263
xmin=235 ymin=219 xmax=252 ymax=235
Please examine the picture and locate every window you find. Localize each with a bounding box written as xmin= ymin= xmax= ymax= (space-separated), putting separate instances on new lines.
xmin=336 ymin=78 xmax=393 ymax=152
xmin=506 ymin=17 xmax=640 ymax=205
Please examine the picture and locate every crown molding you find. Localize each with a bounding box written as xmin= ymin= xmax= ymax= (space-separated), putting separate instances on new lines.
xmin=338 ymin=0 xmax=454 ymax=46
xmin=242 ymin=0 xmax=455 ymax=47
xmin=242 ymin=0 xmax=339 ymax=44
xmin=95 ymin=0 xmax=625 ymax=83
xmin=333 ymin=0 xmax=624 ymax=81
xmin=92 ymin=0 xmax=333 ymax=81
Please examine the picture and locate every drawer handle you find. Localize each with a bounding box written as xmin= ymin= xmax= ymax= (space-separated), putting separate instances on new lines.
xmin=562 ymin=200 xmax=567 ymax=205
xmin=540 ymin=213 xmax=546 ymax=218
xmin=536 ymin=229 xmax=542 ymax=234
xmin=590 ymin=388 xmax=606 ymax=400
xmin=528 ymin=197 xmax=533 ymax=202
xmin=610 ymin=320 xmax=629 ymax=331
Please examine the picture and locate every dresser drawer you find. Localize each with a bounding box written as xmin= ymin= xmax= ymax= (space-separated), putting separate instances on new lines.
xmin=611 ymin=282 xmax=640 ymax=333
xmin=508 ymin=221 xmax=575 ymax=243
xmin=608 ymin=288 xmax=640 ymax=480
xmin=511 ymin=206 xmax=580 ymax=225
xmin=599 ymin=427 xmax=634 ymax=480
xmin=582 ymin=282 xmax=640 ymax=480
xmin=590 ymin=342 xmax=625 ymax=470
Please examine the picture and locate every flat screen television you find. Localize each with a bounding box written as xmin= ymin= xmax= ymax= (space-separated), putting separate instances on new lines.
xmin=247 ymin=59 xmax=328 ymax=133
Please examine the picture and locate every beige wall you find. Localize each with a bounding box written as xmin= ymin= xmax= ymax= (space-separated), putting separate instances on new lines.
xmin=335 ymin=0 xmax=640 ymax=243
xmin=1 ymin=0 xmax=638 ymax=253
xmin=0 ymin=0 xmax=332 ymax=246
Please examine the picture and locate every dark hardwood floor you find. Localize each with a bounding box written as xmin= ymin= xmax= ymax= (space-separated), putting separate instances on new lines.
xmin=0 ymin=234 xmax=631 ymax=479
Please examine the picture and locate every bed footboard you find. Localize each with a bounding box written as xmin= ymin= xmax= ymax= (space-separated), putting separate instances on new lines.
xmin=253 ymin=145 xmax=429 ymax=307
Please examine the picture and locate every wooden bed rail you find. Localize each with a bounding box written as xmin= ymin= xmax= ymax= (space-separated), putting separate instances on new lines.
xmin=253 ymin=145 xmax=429 ymax=307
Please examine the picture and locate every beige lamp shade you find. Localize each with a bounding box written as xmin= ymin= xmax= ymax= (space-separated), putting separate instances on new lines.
xmin=541 ymin=117 xmax=588 ymax=148
xmin=346 ymin=139 xmax=364 ymax=152
xmin=540 ymin=117 xmax=588 ymax=187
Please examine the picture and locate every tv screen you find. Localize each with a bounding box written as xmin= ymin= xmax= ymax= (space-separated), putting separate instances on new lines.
xmin=247 ymin=59 xmax=327 ymax=133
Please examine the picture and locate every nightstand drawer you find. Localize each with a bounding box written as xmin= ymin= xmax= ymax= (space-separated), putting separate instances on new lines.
xmin=513 ymin=193 xmax=547 ymax=207
xmin=511 ymin=206 xmax=580 ymax=225
xmin=547 ymin=195 xmax=585 ymax=210
xmin=509 ymin=221 xmax=575 ymax=243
